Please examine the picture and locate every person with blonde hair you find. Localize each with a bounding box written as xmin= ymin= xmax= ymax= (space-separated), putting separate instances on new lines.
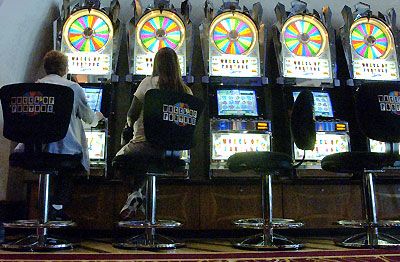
xmin=15 ymin=50 xmax=104 ymax=220
xmin=116 ymin=47 xmax=192 ymax=219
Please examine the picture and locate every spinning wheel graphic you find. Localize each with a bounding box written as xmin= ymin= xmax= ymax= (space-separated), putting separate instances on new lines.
xmin=63 ymin=9 xmax=113 ymax=52
xmin=210 ymin=12 xmax=257 ymax=55
xmin=282 ymin=15 xmax=327 ymax=57
xmin=137 ymin=10 xmax=185 ymax=53
xmin=350 ymin=17 xmax=393 ymax=59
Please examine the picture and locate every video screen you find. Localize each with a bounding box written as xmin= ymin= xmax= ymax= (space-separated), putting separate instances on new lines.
xmin=217 ymin=89 xmax=258 ymax=117
xmin=293 ymin=91 xmax=334 ymax=118
xmin=83 ymin=87 xmax=103 ymax=112
xmin=85 ymin=131 xmax=106 ymax=160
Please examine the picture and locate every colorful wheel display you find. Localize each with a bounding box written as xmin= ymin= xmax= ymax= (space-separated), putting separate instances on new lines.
xmin=137 ymin=10 xmax=185 ymax=53
xmin=350 ymin=17 xmax=393 ymax=59
xmin=210 ymin=12 xmax=257 ymax=55
xmin=63 ymin=9 xmax=113 ymax=52
xmin=282 ymin=15 xmax=327 ymax=57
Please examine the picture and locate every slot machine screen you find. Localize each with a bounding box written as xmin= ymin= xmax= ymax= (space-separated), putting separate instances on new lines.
xmin=85 ymin=130 xmax=106 ymax=160
xmin=217 ymin=89 xmax=258 ymax=117
xmin=83 ymin=87 xmax=103 ymax=112
xmin=293 ymin=91 xmax=334 ymax=118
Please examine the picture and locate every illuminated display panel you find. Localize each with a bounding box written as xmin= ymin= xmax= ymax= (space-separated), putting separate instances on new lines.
xmin=217 ymin=89 xmax=258 ymax=117
xmin=293 ymin=91 xmax=333 ymax=118
xmin=369 ymin=139 xmax=386 ymax=153
xmin=83 ymin=87 xmax=103 ymax=112
xmin=62 ymin=9 xmax=114 ymax=75
xmin=350 ymin=17 xmax=398 ymax=80
xmin=281 ymin=15 xmax=331 ymax=79
xmin=212 ymin=133 xmax=271 ymax=160
xmin=85 ymin=130 xmax=106 ymax=160
xmin=294 ymin=133 xmax=350 ymax=161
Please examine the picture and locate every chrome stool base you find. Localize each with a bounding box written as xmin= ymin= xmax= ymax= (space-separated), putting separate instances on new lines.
xmin=113 ymin=232 xmax=185 ymax=250
xmin=234 ymin=233 xmax=304 ymax=250
xmin=336 ymin=232 xmax=400 ymax=249
xmin=2 ymin=234 xmax=74 ymax=251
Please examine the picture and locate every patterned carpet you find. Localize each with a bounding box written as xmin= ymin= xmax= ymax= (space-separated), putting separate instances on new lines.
xmin=1 ymin=238 xmax=400 ymax=261
xmin=1 ymin=249 xmax=400 ymax=261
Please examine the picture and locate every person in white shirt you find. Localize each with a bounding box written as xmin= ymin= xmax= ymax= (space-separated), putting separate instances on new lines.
xmin=116 ymin=47 xmax=193 ymax=219
xmin=16 ymin=50 xmax=104 ymax=220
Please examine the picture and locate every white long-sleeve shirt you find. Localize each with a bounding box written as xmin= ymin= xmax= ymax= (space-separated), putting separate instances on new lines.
xmin=16 ymin=74 xmax=100 ymax=172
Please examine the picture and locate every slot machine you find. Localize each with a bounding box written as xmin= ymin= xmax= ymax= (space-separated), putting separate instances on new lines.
xmin=200 ymin=0 xmax=271 ymax=178
xmin=272 ymin=0 xmax=350 ymax=176
xmin=340 ymin=3 xmax=400 ymax=154
xmin=55 ymin=0 xmax=122 ymax=175
xmin=126 ymin=0 xmax=194 ymax=173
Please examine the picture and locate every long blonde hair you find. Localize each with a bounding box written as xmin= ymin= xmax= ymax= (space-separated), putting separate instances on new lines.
xmin=152 ymin=47 xmax=186 ymax=93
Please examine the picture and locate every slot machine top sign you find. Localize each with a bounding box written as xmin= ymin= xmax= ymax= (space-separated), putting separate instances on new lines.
xmin=62 ymin=9 xmax=114 ymax=76
xmin=349 ymin=17 xmax=398 ymax=80
xmin=137 ymin=10 xmax=186 ymax=53
xmin=208 ymin=11 xmax=260 ymax=77
xmin=133 ymin=9 xmax=187 ymax=76
xmin=281 ymin=15 xmax=332 ymax=80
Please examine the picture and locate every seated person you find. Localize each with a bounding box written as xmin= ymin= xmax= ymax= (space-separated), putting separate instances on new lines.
xmin=116 ymin=47 xmax=193 ymax=219
xmin=15 ymin=50 xmax=104 ymax=220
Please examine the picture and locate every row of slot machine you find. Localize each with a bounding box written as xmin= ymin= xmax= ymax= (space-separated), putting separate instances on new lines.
xmin=200 ymin=0 xmax=400 ymax=178
xmin=54 ymin=0 xmax=194 ymax=175
xmin=54 ymin=0 xmax=400 ymax=178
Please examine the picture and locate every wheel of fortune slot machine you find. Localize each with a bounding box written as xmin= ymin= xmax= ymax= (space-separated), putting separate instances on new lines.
xmin=126 ymin=0 xmax=194 ymax=176
xmin=57 ymin=0 xmax=122 ymax=176
xmin=200 ymin=0 xmax=271 ymax=178
xmin=272 ymin=0 xmax=351 ymax=177
xmin=341 ymin=2 xmax=400 ymax=154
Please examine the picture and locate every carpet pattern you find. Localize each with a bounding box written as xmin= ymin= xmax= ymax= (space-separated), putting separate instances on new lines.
xmin=1 ymin=249 xmax=400 ymax=262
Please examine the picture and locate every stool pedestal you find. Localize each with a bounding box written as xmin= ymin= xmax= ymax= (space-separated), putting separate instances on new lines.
xmin=2 ymin=173 xmax=76 ymax=251
xmin=233 ymin=173 xmax=303 ymax=250
xmin=114 ymin=174 xmax=184 ymax=250
xmin=336 ymin=171 xmax=400 ymax=248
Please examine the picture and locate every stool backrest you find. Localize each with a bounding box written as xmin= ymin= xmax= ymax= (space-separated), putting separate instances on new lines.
xmin=355 ymin=83 xmax=400 ymax=143
xmin=290 ymin=89 xmax=316 ymax=151
xmin=0 ymin=83 xmax=74 ymax=144
xmin=144 ymin=89 xmax=204 ymax=150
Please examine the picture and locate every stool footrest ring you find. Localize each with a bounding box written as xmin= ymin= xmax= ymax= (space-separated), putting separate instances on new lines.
xmin=234 ymin=218 xmax=304 ymax=229
xmin=117 ymin=219 xmax=182 ymax=229
xmin=336 ymin=220 xmax=400 ymax=228
xmin=3 ymin=220 xmax=76 ymax=229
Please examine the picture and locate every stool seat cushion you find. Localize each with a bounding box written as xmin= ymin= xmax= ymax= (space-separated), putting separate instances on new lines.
xmin=113 ymin=154 xmax=186 ymax=174
xmin=227 ymin=152 xmax=292 ymax=173
xmin=321 ymin=152 xmax=400 ymax=173
xmin=10 ymin=152 xmax=83 ymax=172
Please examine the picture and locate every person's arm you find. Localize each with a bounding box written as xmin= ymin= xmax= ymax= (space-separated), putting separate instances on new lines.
xmin=75 ymin=84 xmax=104 ymax=126
xmin=127 ymin=96 xmax=142 ymax=128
